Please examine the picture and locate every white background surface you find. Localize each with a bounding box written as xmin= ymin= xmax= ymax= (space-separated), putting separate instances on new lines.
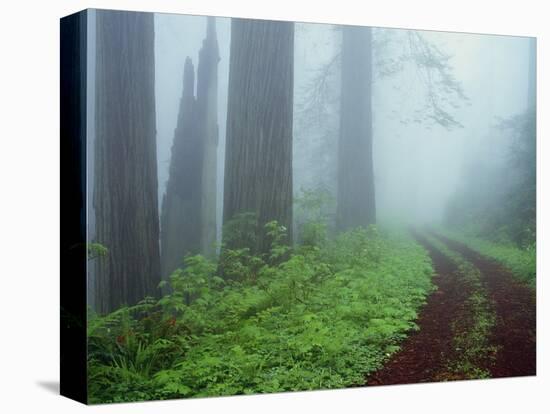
xmin=0 ymin=0 xmax=547 ymax=412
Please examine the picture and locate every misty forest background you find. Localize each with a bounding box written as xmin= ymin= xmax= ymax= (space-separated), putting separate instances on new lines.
xmin=85 ymin=10 xmax=536 ymax=403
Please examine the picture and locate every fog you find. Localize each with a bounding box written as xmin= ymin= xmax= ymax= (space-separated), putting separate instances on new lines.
xmin=86 ymin=10 xmax=535 ymax=307
xmin=154 ymin=14 xmax=230 ymax=241
xmin=153 ymin=14 xmax=533 ymax=231
xmin=75 ymin=9 xmax=538 ymax=395
xmin=373 ymin=30 xmax=532 ymax=224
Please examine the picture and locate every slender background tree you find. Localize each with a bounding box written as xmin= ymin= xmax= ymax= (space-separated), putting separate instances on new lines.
xmin=337 ymin=26 xmax=376 ymax=231
xmin=197 ymin=17 xmax=221 ymax=258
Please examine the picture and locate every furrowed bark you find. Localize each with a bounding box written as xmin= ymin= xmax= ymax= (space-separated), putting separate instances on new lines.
xmin=223 ymin=18 xmax=295 ymax=254
xmin=94 ymin=10 xmax=161 ymax=313
xmin=198 ymin=17 xmax=220 ymax=258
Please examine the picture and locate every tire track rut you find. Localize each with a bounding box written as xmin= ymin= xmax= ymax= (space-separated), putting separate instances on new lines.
xmin=433 ymin=233 xmax=536 ymax=378
xmin=368 ymin=231 xmax=536 ymax=385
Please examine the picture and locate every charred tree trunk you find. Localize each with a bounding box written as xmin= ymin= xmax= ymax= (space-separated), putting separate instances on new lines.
xmin=336 ymin=26 xmax=376 ymax=231
xmin=223 ymin=18 xmax=294 ymax=254
xmin=197 ymin=17 xmax=220 ymax=258
xmin=94 ymin=10 xmax=161 ymax=313
xmin=160 ymin=18 xmax=220 ymax=278
xmin=160 ymin=58 xmax=203 ymax=280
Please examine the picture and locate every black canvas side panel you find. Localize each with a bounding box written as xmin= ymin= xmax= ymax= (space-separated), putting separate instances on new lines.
xmin=60 ymin=9 xmax=88 ymax=404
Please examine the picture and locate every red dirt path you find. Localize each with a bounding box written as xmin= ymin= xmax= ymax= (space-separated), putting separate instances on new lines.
xmin=367 ymin=232 xmax=470 ymax=385
xmin=434 ymin=234 xmax=536 ymax=378
xmin=367 ymin=231 xmax=536 ymax=385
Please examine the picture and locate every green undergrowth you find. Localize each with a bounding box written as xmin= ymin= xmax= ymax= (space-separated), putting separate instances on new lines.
xmin=424 ymin=235 xmax=497 ymax=380
xmin=87 ymin=224 xmax=434 ymax=403
xmin=437 ymin=228 xmax=535 ymax=288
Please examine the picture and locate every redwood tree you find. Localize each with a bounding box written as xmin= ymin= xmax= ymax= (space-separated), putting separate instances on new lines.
xmin=160 ymin=18 xmax=220 ymax=279
xmin=336 ymin=26 xmax=376 ymax=231
xmin=223 ymin=18 xmax=295 ymax=254
xmin=94 ymin=10 xmax=161 ymax=313
xmin=160 ymin=57 xmax=202 ymax=280
xmin=197 ymin=17 xmax=220 ymax=258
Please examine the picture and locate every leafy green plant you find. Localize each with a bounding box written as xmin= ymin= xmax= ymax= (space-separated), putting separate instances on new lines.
xmin=294 ymin=188 xmax=335 ymax=246
xmin=87 ymin=243 xmax=108 ymax=260
xmin=87 ymin=224 xmax=435 ymax=403
xmin=221 ymin=212 xmax=259 ymax=251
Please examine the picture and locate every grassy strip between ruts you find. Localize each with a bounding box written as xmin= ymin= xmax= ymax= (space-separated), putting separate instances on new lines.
xmin=87 ymin=225 xmax=434 ymax=403
xmin=435 ymin=229 xmax=535 ymax=289
xmin=423 ymin=234 xmax=497 ymax=380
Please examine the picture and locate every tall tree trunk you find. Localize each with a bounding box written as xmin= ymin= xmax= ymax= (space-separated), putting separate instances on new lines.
xmin=197 ymin=17 xmax=220 ymax=258
xmin=336 ymin=26 xmax=376 ymax=231
xmin=223 ymin=18 xmax=294 ymax=254
xmin=94 ymin=10 xmax=161 ymax=313
xmin=160 ymin=18 xmax=220 ymax=279
xmin=160 ymin=58 xmax=202 ymax=280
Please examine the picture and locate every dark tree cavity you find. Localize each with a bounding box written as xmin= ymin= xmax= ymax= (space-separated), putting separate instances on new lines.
xmin=336 ymin=26 xmax=376 ymax=231
xmin=94 ymin=10 xmax=161 ymax=313
xmin=160 ymin=18 xmax=220 ymax=279
xmin=223 ymin=18 xmax=295 ymax=253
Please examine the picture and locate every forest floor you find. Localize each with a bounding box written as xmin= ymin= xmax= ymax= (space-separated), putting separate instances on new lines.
xmin=367 ymin=230 xmax=536 ymax=385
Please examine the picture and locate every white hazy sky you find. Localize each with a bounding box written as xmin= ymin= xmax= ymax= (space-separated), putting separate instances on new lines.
xmin=151 ymin=13 xmax=533 ymax=226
